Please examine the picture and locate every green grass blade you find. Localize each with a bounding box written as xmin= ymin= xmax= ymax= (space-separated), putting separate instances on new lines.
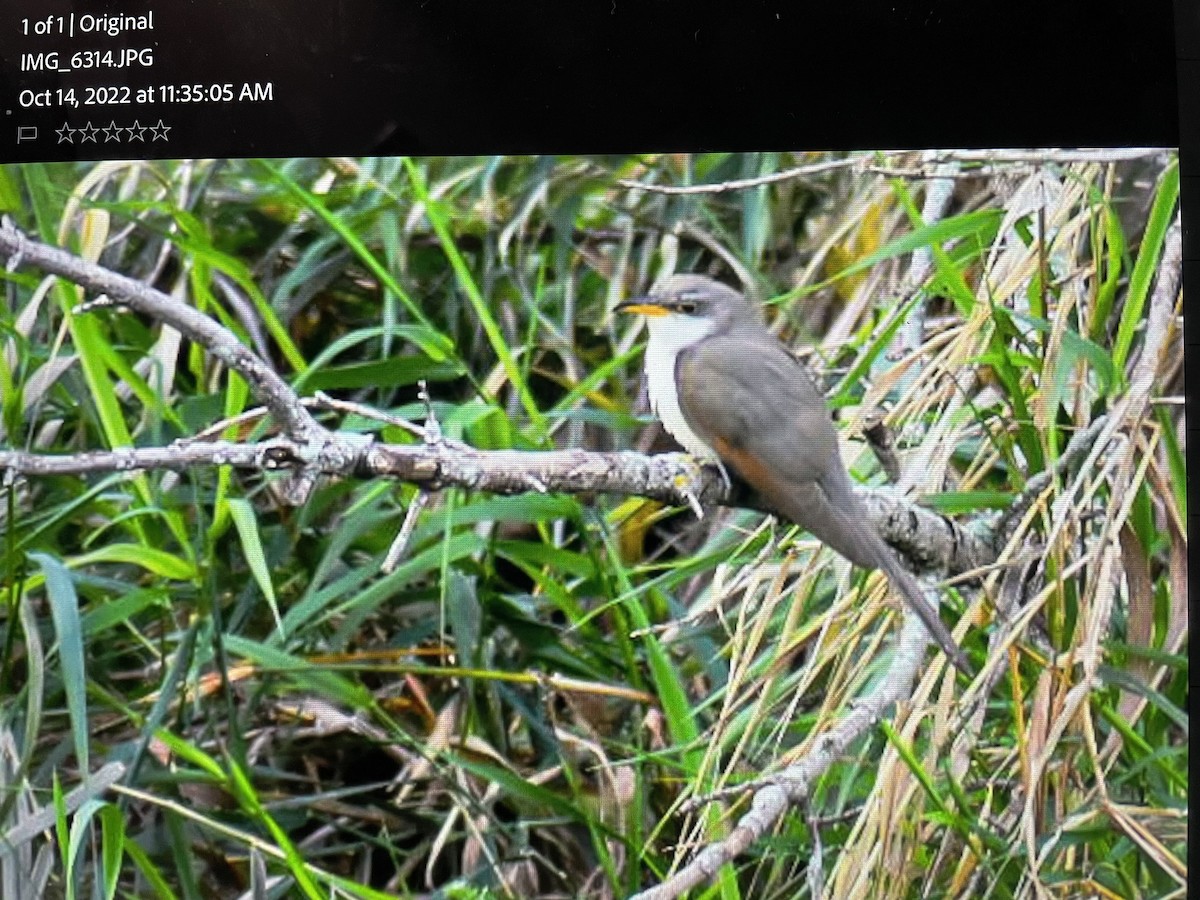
xmin=221 ymin=635 xmax=372 ymax=707
xmin=31 ymin=552 xmax=89 ymax=772
xmin=257 ymin=159 xmax=439 ymax=332
xmin=1113 ymin=158 xmax=1178 ymax=370
xmin=224 ymin=754 xmax=325 ymax=900
xmin=70 ymin=544 xmax=197 ymax=581
xmin=227 ymin=497 xmax=284 ymax=636
xmin=122 ymin=838 xmax=180 ymax=899
xmin=1090 ymin=194 xmax=1126 ymax=342
xmin=403 ymin=157 xmax=548 ymax=436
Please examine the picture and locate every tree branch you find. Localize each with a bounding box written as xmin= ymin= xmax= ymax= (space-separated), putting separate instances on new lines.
xmin=0 ymin=436 xmax=992 ymax=579
xmin=615 ymin=148 xmax=1165 ymax=196
xmin=0 ymin=218 xmax=325 ymax=446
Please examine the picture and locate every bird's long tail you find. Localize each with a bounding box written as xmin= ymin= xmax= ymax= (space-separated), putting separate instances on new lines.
xmin=787 ymin=468 xmax=972 ymax=676
xmin=875 ymin=543 xmax=972 ymax=676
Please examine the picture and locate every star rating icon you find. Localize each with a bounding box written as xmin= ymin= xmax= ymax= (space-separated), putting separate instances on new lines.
xmin=49 ymin=118 xmax=168 ymax=147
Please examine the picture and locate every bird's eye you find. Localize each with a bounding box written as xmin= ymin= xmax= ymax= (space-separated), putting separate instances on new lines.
xmin=675 ymin=290 xmax=703 ymax=314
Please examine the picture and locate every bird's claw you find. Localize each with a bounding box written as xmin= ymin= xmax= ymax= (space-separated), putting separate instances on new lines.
xmin=673 ymin=454 xmax=708 ymax=520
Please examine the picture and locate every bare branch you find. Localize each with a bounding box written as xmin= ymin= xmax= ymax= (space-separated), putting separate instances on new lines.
xmin=0 ymin=220 xmax=324 ymax=445
xmin=858 ymin=486 xmax=995 ymax=577
xmin=938 ymin=147 xmax=1166 ymax=164
xmin=616 ymin=155 xmax=874 ymax=195
xmin=862 ymin=164 xmax=1020 ymax=180
xmin=615 ymin=149 xmax=1164 ymax=197
xmin=0 ymin=438 xmax=353 ymax=478
xmin=0 ymin=437 xmax=994 ymax=580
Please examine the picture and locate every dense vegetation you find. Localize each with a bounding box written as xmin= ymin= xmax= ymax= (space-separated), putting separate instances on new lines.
xmin=0 ymin=152 xmax=1185 ymax=898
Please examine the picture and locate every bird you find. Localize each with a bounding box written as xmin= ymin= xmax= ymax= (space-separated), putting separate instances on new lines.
xmin=616 ymin=274 xmax=971 ymax=675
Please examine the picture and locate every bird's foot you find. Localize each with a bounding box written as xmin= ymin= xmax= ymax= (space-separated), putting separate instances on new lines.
xmin=673 ymin=454 xmax=709 ymax=520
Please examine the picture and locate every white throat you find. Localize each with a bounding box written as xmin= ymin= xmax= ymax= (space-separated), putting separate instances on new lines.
xmin=641 ymin=314 xmax=719 ymax=460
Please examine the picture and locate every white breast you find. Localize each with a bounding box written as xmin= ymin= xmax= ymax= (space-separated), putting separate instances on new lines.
xmin=643 ymin=316 xmax=719 ymax=461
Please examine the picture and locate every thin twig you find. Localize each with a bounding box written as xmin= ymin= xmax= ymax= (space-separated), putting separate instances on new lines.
xmin=618 ymin=155 xmax=876 ymax=195
xmin=615 ymin=149 xmax=1163 ymax=197
xmin=382 ymin=490 xmax=432 ymax=573
xmin=313 ymin=391 xmax=436 ymax=443
xmin=939 ymin=148 xmax=1165 ymax=164
xmin=186 ymin=396 xmax=323 ymax=442
xmin=862 ymin=164 xmax=1025 ymax=180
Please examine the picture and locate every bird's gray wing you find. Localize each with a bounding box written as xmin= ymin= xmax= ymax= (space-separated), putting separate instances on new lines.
xmin=675 ymin=332 xmax=838 ymax=487
xmin=676 ymin=333 xmax=878 ymax=564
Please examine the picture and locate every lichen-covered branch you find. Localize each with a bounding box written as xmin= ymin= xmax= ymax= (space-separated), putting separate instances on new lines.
xmin=0 ymin=435 xmax=991 ymax=580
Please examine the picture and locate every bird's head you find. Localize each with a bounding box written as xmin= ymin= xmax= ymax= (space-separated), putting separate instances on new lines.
xmin=616 ymin=275 xmax=760 ymax=344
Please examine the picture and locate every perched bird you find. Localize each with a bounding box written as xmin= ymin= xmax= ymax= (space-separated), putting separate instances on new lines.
xmin=616 ymin=274 xmax=970 ymax=675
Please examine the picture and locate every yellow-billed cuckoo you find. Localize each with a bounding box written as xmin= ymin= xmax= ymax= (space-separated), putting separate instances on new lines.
xmin=617 ymin=274 xmax=970 ymax=675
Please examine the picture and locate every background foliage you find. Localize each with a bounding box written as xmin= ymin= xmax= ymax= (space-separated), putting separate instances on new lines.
xmin=0 ymin=151 xmax=1186 ymax=898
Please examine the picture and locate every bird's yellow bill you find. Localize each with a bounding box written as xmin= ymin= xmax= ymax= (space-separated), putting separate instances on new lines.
xmin=617 ymin=303 xmax=669 ymax=317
